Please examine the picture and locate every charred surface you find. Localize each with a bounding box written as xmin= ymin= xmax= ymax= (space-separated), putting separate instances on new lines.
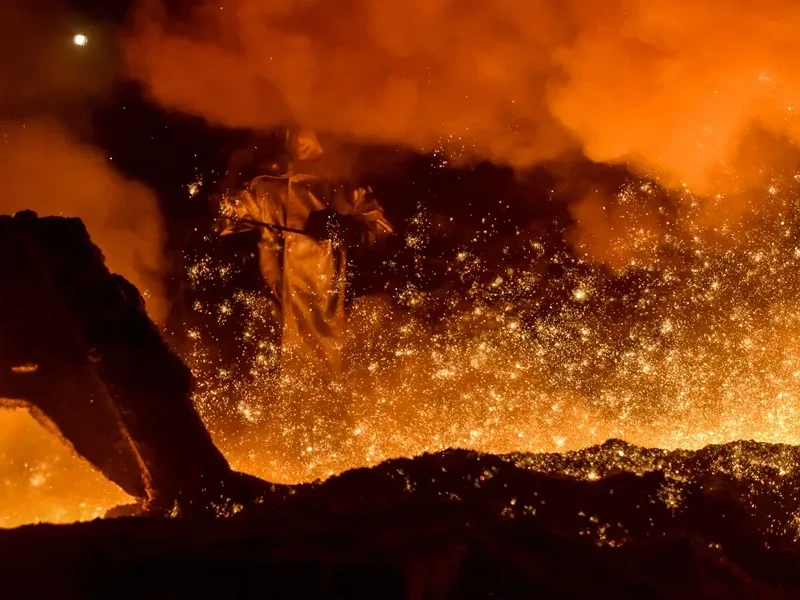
xmin=3 ymin=443 xmax=800 ymax=598
xmin=0 ymin=211 xmax=268 ymax=514
xmin=3 ymin=212 xmax=800 ymax=597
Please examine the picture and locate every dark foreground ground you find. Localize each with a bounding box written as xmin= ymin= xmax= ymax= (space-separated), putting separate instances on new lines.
xmin=2 ymin=439 xmax=800 ymax=599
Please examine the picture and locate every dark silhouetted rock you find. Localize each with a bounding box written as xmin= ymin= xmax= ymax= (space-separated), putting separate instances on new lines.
xmin=0 ymin=211 xmax=270 ymax=515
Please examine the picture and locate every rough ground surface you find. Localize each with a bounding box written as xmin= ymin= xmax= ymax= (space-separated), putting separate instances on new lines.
xmin=2 ymin=439 xmax=800 ymax=599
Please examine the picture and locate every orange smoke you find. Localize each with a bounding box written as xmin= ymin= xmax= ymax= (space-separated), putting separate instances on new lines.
xmin=552 ymin=0 xmax=800 ymax=191
xmin=127 ymin=0 xmax=800 ymax=192
xmin=0 ymin=119 xmax=167 ymax=320
xmin=0 ymin=0 xmax=166 ymax=527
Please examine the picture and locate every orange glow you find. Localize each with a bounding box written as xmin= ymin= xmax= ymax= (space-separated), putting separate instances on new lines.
xmin=126 ymin=0 xmax=800 ymax=192
xmin=0 ymin=410 xmax=128 ymax=528
xmin=0 ymin=119 xmax=167 ymax=322
xmin=9 ymin=0 xmax=800 ymax=527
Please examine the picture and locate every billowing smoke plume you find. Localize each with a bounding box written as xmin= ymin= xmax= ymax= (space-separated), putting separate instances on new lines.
xmin=0 ymin=120 xmax=167 ymax=320
xmin=126 ymin=0 xmax=800 ymax=191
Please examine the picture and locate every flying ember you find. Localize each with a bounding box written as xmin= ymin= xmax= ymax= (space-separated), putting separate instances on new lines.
xmin=72 ymin=33 xmax=88 ymax=46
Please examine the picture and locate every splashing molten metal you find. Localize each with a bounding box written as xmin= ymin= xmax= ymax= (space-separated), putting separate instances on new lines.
xmin=5 ymin=169 xmax=800 ymax=528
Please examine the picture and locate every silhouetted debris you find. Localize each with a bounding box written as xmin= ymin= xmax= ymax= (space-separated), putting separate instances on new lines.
xmin=3 ymin=443 xmax=800 ymax=598
xmin=0 ymin=211 xmax=269 ymax=515
xmin=3 ymin=211 xmax=800 ymax=597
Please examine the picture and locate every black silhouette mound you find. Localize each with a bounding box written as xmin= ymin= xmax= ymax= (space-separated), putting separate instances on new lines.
xmin=0 ymin=210 xmax=268 ymax=515
xmin=2 ymin=212 xmax=800 ymax=598
xmin=3 ymin=442 xmax=800 ymax=598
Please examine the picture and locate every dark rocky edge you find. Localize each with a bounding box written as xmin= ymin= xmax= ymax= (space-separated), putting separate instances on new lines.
xmin=2 ymin=440 xmax=800 ymax=599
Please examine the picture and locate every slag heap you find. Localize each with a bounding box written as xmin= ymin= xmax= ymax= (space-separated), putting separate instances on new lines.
xmin=0 ymin=210 xmax=267 ymax=516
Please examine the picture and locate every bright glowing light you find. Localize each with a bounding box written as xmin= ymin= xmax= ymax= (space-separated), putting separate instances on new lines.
xmin=73 ymin=34 xmax=88 ymax=47
xmin=11 ymin=167 xmax=800 ymax=527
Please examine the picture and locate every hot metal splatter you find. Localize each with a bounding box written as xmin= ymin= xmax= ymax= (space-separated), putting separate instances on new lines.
xmin=4 ymin=163 xmax=800 ymax=530
xmin=183 ymin=167 xmax=800 ymax=483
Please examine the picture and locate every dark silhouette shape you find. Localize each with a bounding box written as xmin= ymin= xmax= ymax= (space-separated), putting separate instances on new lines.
xmin=0 ymin=211 xmax=267 ymax=515
xmin=2 ymin=442 xmax=800 ymax=598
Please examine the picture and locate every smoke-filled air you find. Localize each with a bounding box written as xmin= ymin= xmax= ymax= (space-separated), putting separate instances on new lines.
xmin=0 ymin=120 xmax=166 ymax=316
xmin=0 ymin=0 xmax=168 ymax=527
xmin=7 ymin=0 xmax=800 ymax=527
xmin=0 ymin=0 xmax=166 ymax=315
xmin=127 ymin=0 xmax=799 ymax=189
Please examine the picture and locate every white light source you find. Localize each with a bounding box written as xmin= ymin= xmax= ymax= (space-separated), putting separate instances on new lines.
xmin=73 ymin=34 xmax=88 ymax=47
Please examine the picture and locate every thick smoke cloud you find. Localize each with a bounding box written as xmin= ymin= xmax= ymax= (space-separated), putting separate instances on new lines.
xmin=0 ymin=120 xmax=167 ymax=320
xmin=125 ymin=0 xmax=571 ymax=165
xmin=126 ymin=0 xmax=800 ymax=192
xmin=552 ymin=0 xmax=800 ymax=193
